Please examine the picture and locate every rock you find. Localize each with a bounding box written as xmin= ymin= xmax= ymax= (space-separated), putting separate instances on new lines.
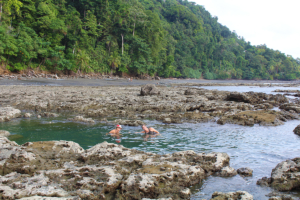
xmin=114 ymin=119 xmax=145 ymax=126
xmin=211 ymin=191 xmax=253 ymax=200
xmin=141 ymin=84 xmax=160 ymax=96
xmin=40 ymin=112 xmax=59 ymax=117
xmin=155 ymin=76 xmax=160 ymax=80
xmin=0 ymin=130 xmax=10 ymax=137
xmin=237 ymin=167 xmax=253 ymax=176
xmin=24 ymin=113 xmax=32 ymax=118
xmin=68 ymin=116 xmax=95 ymax=124
xmin=216 ymin=166 xmax=237 ymax=177
xmin=163 ymin=118 xmax=172 ymax=124
xmin=293 ymin=125 xmax=300 ymax=135
xmin=18 ymin=196 xmax=80 ymax=200
xmin=37 ymin=115 xmax=41 ymax=118
xmin=257 ymin=157 xmax=300 ymax=191
xmin=0 ymin=106 xmax=21 ymax=122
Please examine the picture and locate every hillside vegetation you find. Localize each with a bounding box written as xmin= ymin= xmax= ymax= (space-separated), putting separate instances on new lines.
xmin=0 ymin=0 xmax=299 ymax=80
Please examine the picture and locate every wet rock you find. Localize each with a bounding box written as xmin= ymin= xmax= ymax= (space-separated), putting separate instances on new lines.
xmin=211 ymin=191 xmax=253 ymax=200
xmin=267 ymin=192 xmax=294 ymax=200
xmin=24 ymin=113 xmax=32 ymax=118
xmin=19 ymin=196 xmax=80 ymax=200
xmin=37 ymin=115 xmax=41 ymax=118
xmin=280 ymin=103 xmax=300 ymax=113
xmin=40 ymin=112 xmax=59 ymax=117
xmin=216 ymin=166 xmax=237 ymax=177
xmin=68 ymin=116 xmax=95 ymax=124
xmin=162 ymin=118 xmax=172 ymax=124
xmin=0 ymin=130 xmax=10 ymax=137
xmin=141 ymin=84 xmax=160 ymax=96
xmin=217 ymin=110 xmax=291 ymax=127
xmin=237 ymin=167 xmax=253 ymax=176
xmin=0 ymin=106 xmax=21 ymax=122
xmin=257 ymin=157 xmax=300 ymax=191
xmin=114 ymin=119 xmax=145 ymax=126
xmin=294 ymin=124 xmax=300 ymax=136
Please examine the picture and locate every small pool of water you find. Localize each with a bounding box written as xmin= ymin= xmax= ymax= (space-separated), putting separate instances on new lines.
xmin=200 ymin=85 xmax=300 ymax=95
xmin=1 ymin=116 xmax=300 ymax=199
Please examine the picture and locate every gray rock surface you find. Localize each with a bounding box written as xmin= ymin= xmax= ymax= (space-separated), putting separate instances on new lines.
xmin=257 ymin=157 xmax=300 ymax=191
xmin=0 ymin=106 xmax=21 ymax=122
xmin=211 ymin=191 xmax=253 ymax=200
xmin=237 ymin=167 xmax=253 ymax=176
xmin=0 ymin=137 xmax=233 ymax=200
xmin=141 ymin=84 xmax=160 ymax=96
xmin=0 ymin=130 xmax=10 ymax=137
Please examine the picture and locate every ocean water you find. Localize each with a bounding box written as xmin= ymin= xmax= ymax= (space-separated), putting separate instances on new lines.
xmin=1 ymin=85 xmax=300 ymax=199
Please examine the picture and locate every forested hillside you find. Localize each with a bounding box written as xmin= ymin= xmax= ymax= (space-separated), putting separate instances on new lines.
xmin=0 ymin=0 xmax=299 ymax=80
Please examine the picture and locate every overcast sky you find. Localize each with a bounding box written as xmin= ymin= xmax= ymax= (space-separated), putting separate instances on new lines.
xmin=192 ymin=0 xmax=300 ymax=59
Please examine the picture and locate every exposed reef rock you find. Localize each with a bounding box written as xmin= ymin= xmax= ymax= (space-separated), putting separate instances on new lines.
xmin=257 ymin=157 xmax=300 ymax=191
xmin=0 ymin=137 xmax=233 ymax=199
xmin=68 ymin=116 xmax=95 ymax=124
xmin=217 ymin=110 xmax=298 ymax=127
xmin=0 ymin=130 xmax=10 ymax=137
xmin=114 ymin=119 xmax=145 ymax=126
xmin=237 ymin=167 xmax=253 ymax=177
xmin=293 ymin=124 xmax=300 ymax=135
xmin=0 ymin=106 xmax=21 ymax=122
xmin=210 ymin=191 xmax=253 ymax=200
xmin=141 ymin=84 xmax=160 ymax=96
xmin=0 ymin=85 xmax=298 ymax=126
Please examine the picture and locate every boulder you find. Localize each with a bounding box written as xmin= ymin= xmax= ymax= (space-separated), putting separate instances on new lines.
xmin=293 ymin=125 xmax=300 ymax=135
xmin=237 ymin=167 xmax=253 ymax=176
xmin=0 ymin=130 xmax=10 ymax=137
xmin=114 ymin=119 xmax=145 ymax=126
xmin=211 ymin=191 xmax=253 ymax=200
xmin=141 ymin=84 xmax=160 ymax=96
xmin=68 ymin=116 xmax=95 ymax=124
xmin=24 ymin=113 xmax=32 ymax=118
xmin=216 ymin=166 xmax=237 ymax=177
xmin=257 ymin=157 xmax=300 ymax=191
xmin=0 ymin=106 xmax=21 ymax=122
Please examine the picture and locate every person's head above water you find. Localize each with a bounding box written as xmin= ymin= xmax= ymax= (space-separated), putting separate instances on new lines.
xmin=142 ymin=125 xmax=148 ymax=131
xmin=116 ymin=124 xmax=122 ymax=130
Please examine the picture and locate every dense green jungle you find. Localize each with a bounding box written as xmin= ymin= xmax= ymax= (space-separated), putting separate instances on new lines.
xmin=0 ymin=0 xmax=299 ymax=80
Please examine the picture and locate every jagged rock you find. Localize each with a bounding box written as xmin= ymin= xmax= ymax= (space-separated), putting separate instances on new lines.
xmin=280 ymin=103 xmax=300 ymax=113
xmin=216 ymin=166 xmax=237 ymax=177
xmin=211 ymin=191 xmax=253 ymax=200
xmin=257 ymin=157 xmax=300 ymax=191
xmin=141 ymin=84 xmax=160 ymax=96
xmin=266 ymin=192 xmax=294 ymax=200
xmin=163 ymin=118 xmax=172 ymax=124
xmin=24 ymin=113 xmax=32 ymax=118
xmin=40 ymin=112 xmax=59 ymax=117
xmin=114 ymin=119 xmax=145 ymax=126
xmin=0 ymin=106 xmax=21 ymax=122
xmin=0 ymin=137 xmax=232 ymax=200
xmin=237 ymin=167 xmax=253 ymax=176
xmin=68 ymin=116 xmax=95 ymax=124
xmin=293 ymin=125 xmax=300 ymax=135
xmin=0 ymin=130 xmax=10 ymax=137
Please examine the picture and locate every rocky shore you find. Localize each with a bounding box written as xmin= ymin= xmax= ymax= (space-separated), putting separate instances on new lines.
xmin=0 ymin=136 xmax=234 ymax=199
xmin=0 ymin=84 xmax=299 ymax=127
xmin=1 ymin=82 xmax=300 ymax=199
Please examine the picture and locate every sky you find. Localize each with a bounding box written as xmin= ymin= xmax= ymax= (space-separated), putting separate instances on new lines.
xmin=192 ymin=0 xmax=300 ymax=59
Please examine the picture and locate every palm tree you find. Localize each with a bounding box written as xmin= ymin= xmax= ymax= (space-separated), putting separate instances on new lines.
xmin=108 ymin=51 xmax=121 ymax=75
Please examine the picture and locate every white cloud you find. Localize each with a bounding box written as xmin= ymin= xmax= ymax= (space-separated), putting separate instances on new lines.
xmin=192 ymin=0 xmax=300 ymax=58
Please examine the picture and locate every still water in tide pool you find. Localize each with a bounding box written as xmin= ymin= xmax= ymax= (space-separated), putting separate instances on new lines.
xmin=1 ymin=115 xmax=300 ymax=199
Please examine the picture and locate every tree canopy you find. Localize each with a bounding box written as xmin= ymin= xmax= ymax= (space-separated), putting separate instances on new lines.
xmin=0 ymin=0 xmax=299 ymax=80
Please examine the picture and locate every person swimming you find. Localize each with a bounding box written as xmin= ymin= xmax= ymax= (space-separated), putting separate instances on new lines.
xmin=136 ymin=125 xmax=159 ymax=135
xmin=107 ymin=125 xmax=122 ymax=143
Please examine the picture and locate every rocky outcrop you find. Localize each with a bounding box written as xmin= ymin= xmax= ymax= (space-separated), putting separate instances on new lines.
xmin=280 ymin=103 xmax=300 ymax=113
xmin=68 ymin=116 xmax=95 ymax=124
xmin=0 ymin=85 xmax=297 ymax=127
xmin=141 ymin=84 xmax=160 ymax=96
xmin=0 ymin=106 xmax=21 ymax=122
xmin=217 ymin=110 xmax=298 ymax=127
xmin=114 ymin=119 xmax=145 ymax=126
xmin=40 ymin=112 xmax=59 ymax=117
xmin=237 ymin=167 xmax=253 ymax=176
xmin=24 ymin=113 xmax=32 ymax=118
xmin=0 ymin=130 xmax=10 ymax=137
xmin=210 ymin=191 xmax=253 ymax=200
xmin=293 ymin=125 xmax=300 ymax=135
xmin=0 ymin=137 xmax=233 ymax=200
xmin=257 ymin=157 xmax=300 ymax=191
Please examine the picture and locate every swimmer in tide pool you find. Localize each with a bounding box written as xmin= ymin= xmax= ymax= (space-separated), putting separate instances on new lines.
xmin=106 ymin=125 xmax=122 ymax=143
xmin=136 ymin=125 xmax=160 ymax=141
